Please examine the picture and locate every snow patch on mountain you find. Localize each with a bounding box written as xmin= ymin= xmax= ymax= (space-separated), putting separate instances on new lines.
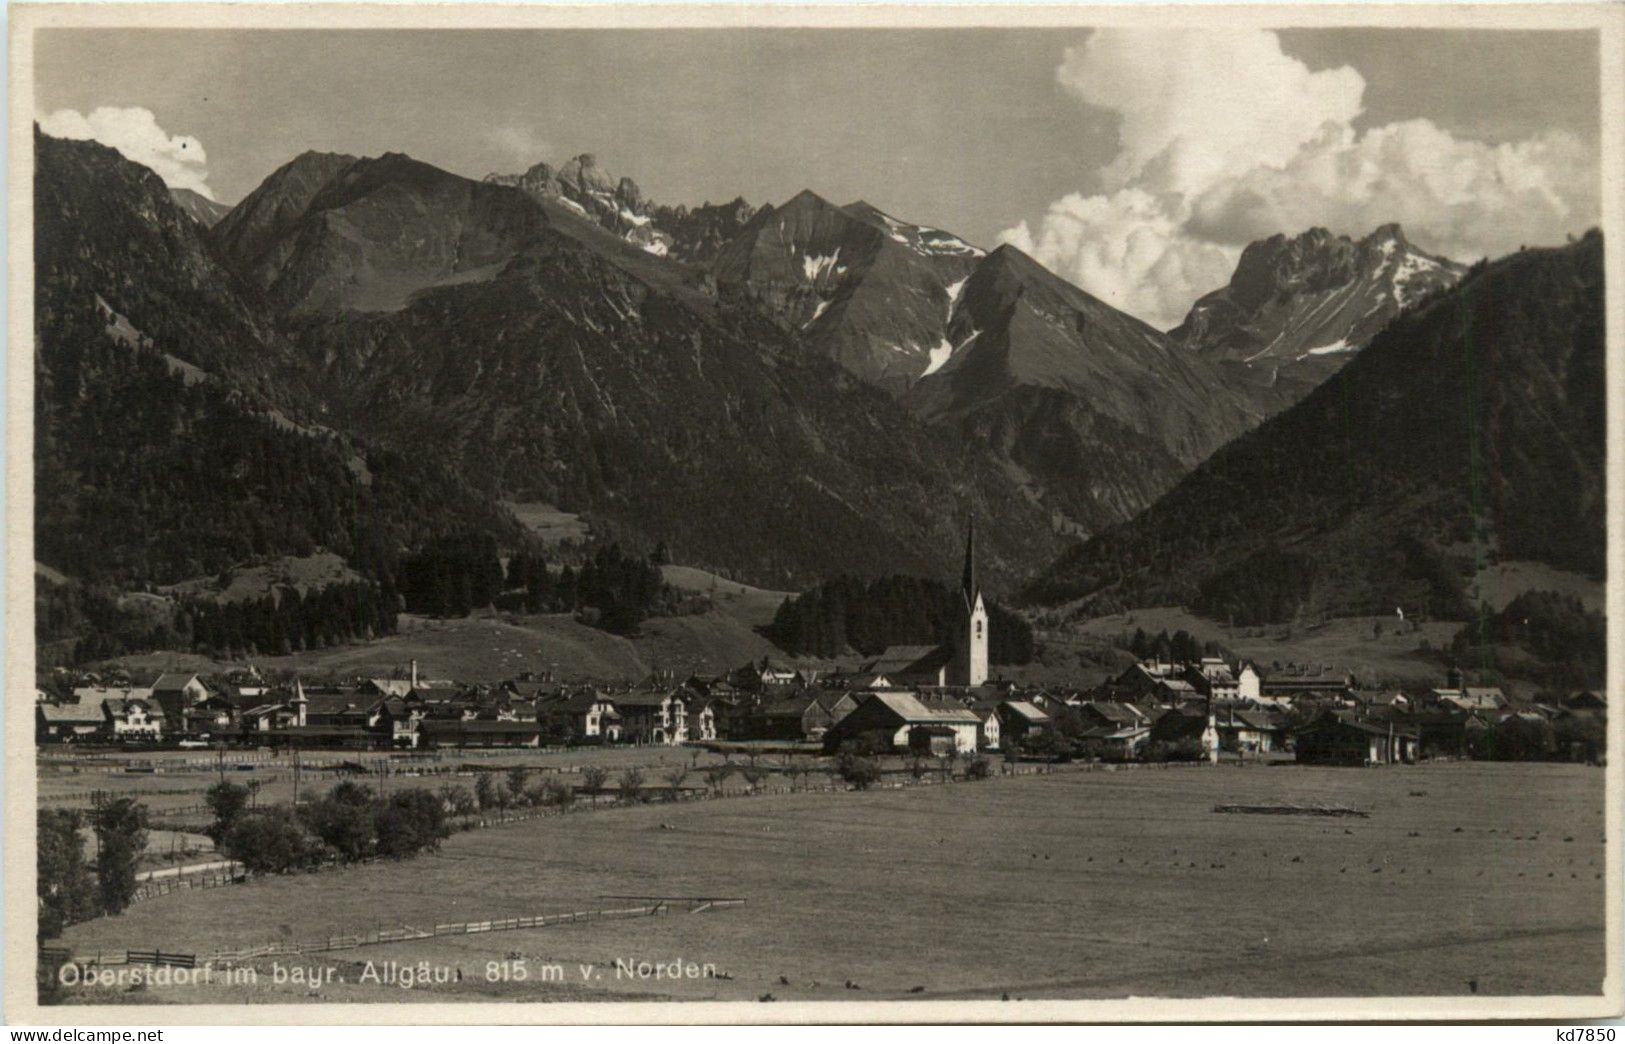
xmin=802 ymin=251 xmax=843 ymax=282
xmin=1392 ymin=252 xmax=1442 ymax=309
xmin=921 ymin=338 xmax=955 ymax=377
xmin=920 ymin=329 xmax=979 ymax=377
xmin=1296 ymin=338 xmax=1354 ymax=360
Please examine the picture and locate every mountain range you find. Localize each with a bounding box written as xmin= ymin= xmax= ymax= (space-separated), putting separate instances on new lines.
xmin=1171 ymin=224 xmax=1466 ymax=417
xmin=36 ymin=126 xmax=1597 ymax=653
xmin=35 ymin=130 xmax=1061 ymax=601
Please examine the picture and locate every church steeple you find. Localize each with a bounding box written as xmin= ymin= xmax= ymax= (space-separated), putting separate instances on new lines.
xmin=953 ymin=515 xmax=988 ymax=687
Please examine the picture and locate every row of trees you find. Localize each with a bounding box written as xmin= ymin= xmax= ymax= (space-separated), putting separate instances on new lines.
xmin=1110 ymin=627 xmax=1232 ymax=665
xmin=767 ymin=574 xmax=1035 ymax=662
xmin=180 ymin=581 xmax=399 ymax=659
xmin=401 ymin=539 xmax=674 ymax=635
xmin=1451 ymin=590 xmax=1606 ymax=691
xmin=207 ymin=780 xmax=449 ymax=874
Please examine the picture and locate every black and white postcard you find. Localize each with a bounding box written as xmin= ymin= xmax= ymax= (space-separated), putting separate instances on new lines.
xmin=6 ymin=2 xmax=1621 ymax=1025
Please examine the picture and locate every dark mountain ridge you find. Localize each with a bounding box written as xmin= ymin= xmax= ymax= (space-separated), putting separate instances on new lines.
xmin=1025 ymin=232 xmax=1605 ymax=625
xmin=186 ymin=143 xmax=1066 ymax=590
xmin=906 ymin=243 xmax=1263 ymax=536
xmin=33 ymin=130 xmax=526 ymax=602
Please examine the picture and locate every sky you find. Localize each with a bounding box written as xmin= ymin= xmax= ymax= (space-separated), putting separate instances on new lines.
xmin=34 ymin=27 xmax=1602 ymax=328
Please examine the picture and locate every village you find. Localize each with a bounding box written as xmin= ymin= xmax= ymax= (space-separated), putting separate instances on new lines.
xmin=35 ymin=527 xmax=1608 ymax=769
xmin=35 ymin=648 xmax=1608 ymax=769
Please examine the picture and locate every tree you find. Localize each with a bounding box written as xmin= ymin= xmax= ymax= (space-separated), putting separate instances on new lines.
xmin=437 ymin=784 xmax=475 ymax=816
xmin=328 ymin=780 xmax=375 ymax=807
xmin=92 ymin=798 xmax=147 ymax=916
xmin=374 ymin=788 xmax=450 ymax=858
xmin=473 ymin=773 xmax=498 ymax=812
xmin=506 ymin=767 xmax=530 ymax=806
xmin=662 ymin=766 xmax=688 ymax=800
xmin=539 ymin=779 xmax=575 ymax=807
xmin=703 ymin=764 xmax=732 ymax=791
xmin=618 ymin=767 xmax=646 ymax=804
xmin=204 ymin=780 xmax=250 ymax=840
xmin=38 ymin=809 xmax=94 ymax=941
xmin=222 ymin=809 xmax=317 ymax=874
xmin=302 ymin=794 xmax=375 ymax=862
xmin=581 ymin=766 xmax=609 ymax=807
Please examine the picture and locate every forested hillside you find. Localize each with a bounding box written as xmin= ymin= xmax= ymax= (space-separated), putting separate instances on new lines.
xmin=1025 ymin=232 xmax=1606 ymax=625
xmin=767 ymin=575 xmax=1034 ymax=663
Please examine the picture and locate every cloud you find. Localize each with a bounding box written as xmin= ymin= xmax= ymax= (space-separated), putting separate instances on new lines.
xmin=39 ymin=106 xmax=215 ymax=199
xmin=1187 ymin=119 xmax=1599 ymax=264
xmin=1003 ymin=30 xmax=1601 ymax=329
xmin=487 ymin=124 xmax=551 ymax=168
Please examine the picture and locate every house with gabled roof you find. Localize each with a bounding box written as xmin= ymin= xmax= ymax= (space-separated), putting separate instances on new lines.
xmin=539 ymin=691 xmax=622 ymax=743
xmin=103 ymin=697 xmax=164 ymax=740
xmin=736 ymin=692 xmax=835 ymax=742
xmin=821 ymin=692 xmax=980 ymax=755
xmin=36 ymin=695 xmax=107 ymax=742
xmin=997 ymin=700 xmax=1051 ymax=744
xmin=149 ymin=673 xmax=210 ymax=726
xmin=615 ymin=690 xmax=688 ymax=745
xmin=1296 ymin=714 xmax=1418 ymax=765
xmin=861 ymin=645 xmax=951 ymax=688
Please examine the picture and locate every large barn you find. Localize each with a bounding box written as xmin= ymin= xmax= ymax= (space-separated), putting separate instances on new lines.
xmin=821 ymin=692 xmax=981 ymax=755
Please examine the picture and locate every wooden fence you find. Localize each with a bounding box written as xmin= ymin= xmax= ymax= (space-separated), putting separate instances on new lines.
xmin=131 ymin=867 xmax=243 ymax=902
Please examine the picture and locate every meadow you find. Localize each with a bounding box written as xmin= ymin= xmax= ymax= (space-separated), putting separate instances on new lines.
xmin=53 ymin=761 xmax=1607 ymax=1004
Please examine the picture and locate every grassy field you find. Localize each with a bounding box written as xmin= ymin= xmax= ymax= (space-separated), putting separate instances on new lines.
xmin=1064 ymin=607 xmax=1464 ymax=687
xmin=159 ymin=553 xmax=365 ymax=604
xmin=1469 ymin=560 xmax=1604 ymax=614
xmin=103 ymin=601 xmax=797 ymax=684
xmin=54 ymin=761 xmax=1606 ymax=1004
xmin=502 ymin=501 xmax=590 ymax=546
xmin=99 ymin=562 xmax=805 ymax=683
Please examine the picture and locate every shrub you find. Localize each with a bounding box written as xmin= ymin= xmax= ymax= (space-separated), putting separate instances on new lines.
xmin=374 ymin=788 xmax=450 ymax=858
xmin=328 ymin=780 xmax=374 ymax=807
xmin=618 ymin=767 xmax=646 ymax=804
xmin=223 ymin=809 xmax=319 ymax=874
xmin=965 ymin=757 xmax=992 ymax=781
xmin=836 ymin=752 xmax=882 ymax=790
xmin=301 ymin=794 xmax=376 ymax=861
xmin=506 ymin=767 xmax=529 ymax=805
xmin=540 ymin=779 xmax=576 ymax=807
